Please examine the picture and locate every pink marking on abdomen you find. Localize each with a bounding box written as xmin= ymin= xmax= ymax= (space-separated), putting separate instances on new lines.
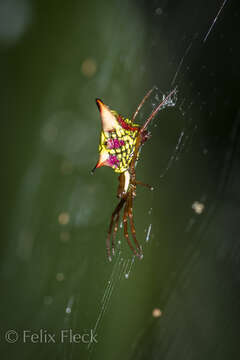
xmin=108 ymin=155 xmax=119 ymax=167
xmin=107 ymin=138 xmax=125 ymax=149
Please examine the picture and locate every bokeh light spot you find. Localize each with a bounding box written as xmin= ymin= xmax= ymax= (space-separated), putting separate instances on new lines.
xmin=56 ymin=273 xmax=65 ymax=282
xmin=58 ymin=212 xmax=70 ymax=225
xmin=60 ymin=231 xmax=70 ymax=242
xmin=192 ymin=201 xmax=205 ymax=214
xmin=152 ymin=308 xmax=162 ymax=318
xmin=81 ymin=58 xmax=97 ymax=77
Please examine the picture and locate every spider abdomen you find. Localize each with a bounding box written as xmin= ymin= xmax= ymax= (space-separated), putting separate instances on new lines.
xmin=105 ymin=127 xmax=139 ymax=173
xmin=93 ymin=99 xmax=141 ymax=174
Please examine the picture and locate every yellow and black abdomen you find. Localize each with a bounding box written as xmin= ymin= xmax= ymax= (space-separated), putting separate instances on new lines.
xmin=106 ymin=124 xmax=139 ymax=173
xmin=96 ymin=112 xmax=141 ymax=173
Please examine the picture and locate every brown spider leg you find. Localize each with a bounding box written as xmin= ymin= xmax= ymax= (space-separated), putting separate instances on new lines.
xmin=123 ymin=196 xmax=141 ymax=258
xmin=140 ymin=88 xmax=177 ymax=133
xmin=132 ymin=87 xmax=155 ymax=121
xmin=106 ymin=198 xmax=126 ymax=261
xmin=130 ymin=136 xmax=142 ymax=174
xmin=128 ymin=194 xmax=143 ymax=258
xmin=136 ymin=180 xmax=154 ymax=191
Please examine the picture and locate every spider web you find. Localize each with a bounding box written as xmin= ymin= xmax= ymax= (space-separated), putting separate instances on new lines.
xmin=88 ymin=88 xmax=177 ymax=356
xmin=2 ymin=1 xmax=239 ymax=360
xmin=87 ymin=1 xmax=235 ymax=359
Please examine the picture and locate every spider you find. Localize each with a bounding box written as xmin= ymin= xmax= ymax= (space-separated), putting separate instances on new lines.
xmin=92 ymin=87 xmax=177 ymax=261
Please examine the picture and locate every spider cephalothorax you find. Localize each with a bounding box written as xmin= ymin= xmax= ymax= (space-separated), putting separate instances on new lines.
xmin=92 ymin=88 xmax=176 ymax=261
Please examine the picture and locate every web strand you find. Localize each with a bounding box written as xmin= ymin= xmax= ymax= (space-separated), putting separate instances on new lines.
xmin=203 ymin=0 xmax=229 ymax=43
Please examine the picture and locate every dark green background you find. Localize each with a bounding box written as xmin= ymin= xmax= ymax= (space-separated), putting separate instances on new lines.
xmin=1 ymin=0 xmax=240 ymax=359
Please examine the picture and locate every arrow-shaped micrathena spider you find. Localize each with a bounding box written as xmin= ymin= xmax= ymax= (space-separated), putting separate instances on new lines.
xmin=92 ymin=87 xmax=177 ymax=261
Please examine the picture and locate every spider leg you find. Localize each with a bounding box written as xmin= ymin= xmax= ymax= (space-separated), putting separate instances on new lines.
xmin=140 ymin=88 xmax=177 ymax=133
xmin=128 ymin=195 xmax=143 ymax=258
xmin=123 ymin=195 xmax=143 ymax=258
xmin=123 ymin=197 xmax=140 ymax=257
xmin=106 ymin=198 xmax=126 ymax=261
xmin=132 ymin=87 xmax=155 ymax=121
xmin=136 ymin=180 xmax=154 ymax=191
